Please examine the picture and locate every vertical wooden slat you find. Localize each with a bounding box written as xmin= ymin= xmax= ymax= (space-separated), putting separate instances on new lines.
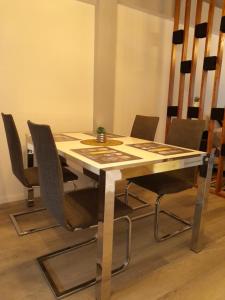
xmin=187 ymin=0 xmax=203 ymax=108
xmin=213 ymin=2 xmax=225 ymax=193
xmin=165 ymin=0 xmax=181 ymax=137
xmin=198 ymin=0 xmax=215 ymax=119
xmin=177 ymin=0 xmax=191 ymax=118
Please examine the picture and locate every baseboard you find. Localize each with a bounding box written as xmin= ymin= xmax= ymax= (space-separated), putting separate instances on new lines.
xmin=0 ymin=192 xmax=26 ymax=205
xmin=0 ymin=174 xmax=94 ymax=205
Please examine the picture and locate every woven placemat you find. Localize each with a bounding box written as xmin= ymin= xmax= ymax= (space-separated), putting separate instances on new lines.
xmin=80 ymin=139 xmax=123 ymax=146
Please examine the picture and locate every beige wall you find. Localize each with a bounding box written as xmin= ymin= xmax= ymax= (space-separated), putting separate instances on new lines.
xmin=0 ymin=0 xmax=95 ymax=203
xmin=114 ymin=4 xmax=172 ymax=141
xmin=93 ymin=0 xmax=117 ymax=132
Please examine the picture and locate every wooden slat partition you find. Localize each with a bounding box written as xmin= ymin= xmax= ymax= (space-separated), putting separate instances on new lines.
xmin=177 ymin=0 xmax=191 ymax=118
xmin=198 ymin=0 xmax=215 ymax=119
xmin=167 ymin=0 xmax=225 ymax=197
xmin=187 ymin=0 xmax=203 ymax=108
xmin=166 ymin=0 xmax=181 ymax=137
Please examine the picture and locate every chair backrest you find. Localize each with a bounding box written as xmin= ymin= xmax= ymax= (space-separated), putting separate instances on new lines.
xmin=1 ymin=113 xmax=29 ymax=187
xmin=27 ymin=121 xmax=66 ymax=226
xmin=166 ymin=119 xmax=206 ymax=183
xmin=131 ymin=115 xmax=159 ymax=141
xmin=166 ymin=119 xmax=206 ymax=150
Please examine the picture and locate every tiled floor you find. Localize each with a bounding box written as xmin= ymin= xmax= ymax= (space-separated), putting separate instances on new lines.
xmin=1 ymin=184 xmax=225 ymax=300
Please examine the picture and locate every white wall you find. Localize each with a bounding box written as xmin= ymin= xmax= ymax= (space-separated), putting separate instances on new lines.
xmin=0 ymin=0 xmax=95 ymax=203
xmin=93 ymin=0 xmax=117 ymax=132
xmin=114 ymin=4 xmax=173 ymax=141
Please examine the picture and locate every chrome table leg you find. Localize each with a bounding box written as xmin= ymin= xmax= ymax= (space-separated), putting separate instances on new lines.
xmin=96 ymin=169 xmax=121 ymax=300
xmin=191 ymin=151 xmax=214 ymax=253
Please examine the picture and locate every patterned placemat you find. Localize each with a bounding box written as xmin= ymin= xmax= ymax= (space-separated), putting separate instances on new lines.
xmin=71 ymin=147 xmax=141 ymax=164
xmin=84 ymin=132 xmax=124 ymax=138
xmin=80 ymin=139 xmax=123 ymax=147
xmin=128 ymin=142 xmax=193 ymax=156
xmin=53 ymin=134 xmax=79 ymax=142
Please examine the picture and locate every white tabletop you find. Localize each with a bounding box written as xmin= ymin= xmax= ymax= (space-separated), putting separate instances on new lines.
xmin=47 ymin=132 xmax=206 ymax=175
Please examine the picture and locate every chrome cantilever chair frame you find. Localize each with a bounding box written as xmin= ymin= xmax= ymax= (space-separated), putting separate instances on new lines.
xmin=9 ymin=180 xmax=77 ymax=236
xmin=130 ymin=199 xmax=191 ymax=242
xmin=37 ymin=215 xmax=131 ymax=299
xmin=9 ymin=186 xmax=59 ymax=236
xmin=153 ymin=195 xmax=192 ymax=242
xmin=120 ymin=181 xmax=151 ymax=210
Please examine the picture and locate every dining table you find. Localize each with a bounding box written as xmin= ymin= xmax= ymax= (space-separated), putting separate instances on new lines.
xmin=27 ymin=131 xmax=214 ymax=300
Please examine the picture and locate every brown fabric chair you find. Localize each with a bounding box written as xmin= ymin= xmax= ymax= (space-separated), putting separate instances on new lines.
xmin=131 ymin=119 xmax=206 ymax=241
xmin=28 ymin=120 xmax=132 ymax=299
xmin=118 ymin=115 xmax=159 ymax=209
xmin=1 ymin=113 xmax=78 ymax=236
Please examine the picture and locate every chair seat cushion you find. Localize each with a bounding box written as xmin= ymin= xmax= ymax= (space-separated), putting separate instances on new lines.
xmin=59 ymin=155 xmax=68 ymax=167
xmin=64 ymin=188 xmax=131 ymax=229
xmin=130 ymin=169 xmax=195 ymax=196
xmin=24 ymin=166 xmax=78 ymax=187
xmin=62 ymin=167 xmax=78 ymax=182
xmin=83 ymin=168 xmax=99 ymax=182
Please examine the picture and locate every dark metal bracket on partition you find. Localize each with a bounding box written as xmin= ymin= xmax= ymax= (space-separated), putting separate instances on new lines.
xmin=210 ymin=108 xmax=225 ymax=121
xmin=180 ymin=60 xmax=192 ymax=73
xmin=167 ymin=106 xmax=178 ymax=117
xmin=195 ymin=22 xmax=208 ymax=38
xmin=187 ymin=107 xmax=199 ymax=119
xmin=203 ymin=56 xmax=217 ymax=71
xmin=172 ymin=29 xmax=184 ymax=44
